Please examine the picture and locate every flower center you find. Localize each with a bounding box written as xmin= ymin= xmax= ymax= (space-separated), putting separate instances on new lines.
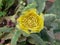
xmin=22 ymin=14 xmax=39 ymax=28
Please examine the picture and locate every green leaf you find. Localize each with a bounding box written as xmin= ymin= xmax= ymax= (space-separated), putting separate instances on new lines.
xmin=11 ymin=30 xmax=21 ymax=45
xmin=16 ymin=25 xmax=31 ymax=37
xmin=35 ymin=0 xmax=46 ymax=13
xmin=54 ymin=19 xmax=60 ymax=29
xmin=44 ymin=27 xmax=56 ymax=45
xmin=0 ymin=32 xmax=3 ymax=38
xmin=46 ymin=29 xmax=56 ymax=44
xmin=30 ymin=34 xmax=46 ymax=45
xmin=0 ymin=11 xmax=6 ymax=17
xmin=28 ymin=38 xmax=36 ymax=44
xmin=52 ymin=19 xmax=60 ymax=32
xmin=0 ymin=26 xmax=14 ymax=32
xmin=37 ymin=30 xmax=50 ymax=41
xmin=47 ymin=0 xmax=60 ymax=19
xmin=27 ymin=0 xmax=35 ymax=4
xmin=0 ymin=0 xmax=3 ymax=8
xmin=51 ymin=22 xmax=58 ymax=30
xmin=54 ymin=29 xmax=60 ymax=33
xmin=22 ymin=2 xmax=37 ymax=12
xmin=27 ymin=0 xmax=46 ymax=13
xmin=56 ymin=41 xmax=60 ymax=45
xmin=5 ymin=0 xmax=15 ymax=10
xmin=44 ymin=14 xmax=56 ymax=27
xmin=18 ymin=41 xmax=26 ymax=45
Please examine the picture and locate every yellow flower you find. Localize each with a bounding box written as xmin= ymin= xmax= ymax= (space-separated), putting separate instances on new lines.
xmin=17 ymin=9 xmax=44 ymax=34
